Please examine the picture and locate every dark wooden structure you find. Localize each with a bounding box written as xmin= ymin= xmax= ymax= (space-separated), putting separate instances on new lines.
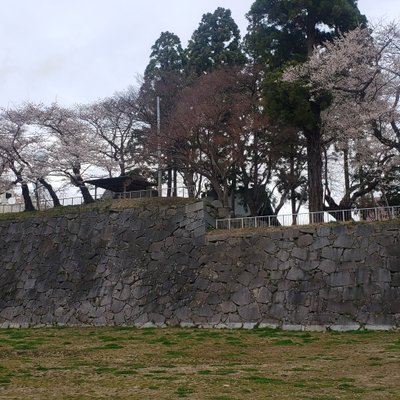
xmin=86 ymin=175 xmax=155 ymax=199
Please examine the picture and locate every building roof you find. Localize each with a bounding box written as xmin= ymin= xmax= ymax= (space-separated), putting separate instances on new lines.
xmin=85 ymin=175 xmax=153 ymax=193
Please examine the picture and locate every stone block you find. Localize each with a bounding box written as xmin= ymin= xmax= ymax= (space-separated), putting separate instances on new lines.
xmin=238 ymin=303 xmax=261 ymax=321
xmin=326 ymin=271 xmax=354 ymax=287
xmin=282 ymin=324 xmax=303 ymax=331
xmin=367 ymin=241 xmax=380 ymax=255
xmin=299 ymin=260 xmax=319 ymax=272
xmin=258 ymin=322 xmax=280 ymax=329
xmin=220 ymin=301 xmax=237 ymax=313
xmin=297 ymin=234 xmax=313 ymax=247
xmin=310 ymin=237 xmax=330 ymax=250
xmin=132 ymin=286 xmax=150 ymax=300
xmin=376 ymin=235 xmax=395 ymax=247
xmin=388 ymin=257 xmax=400 ymax=272
xmin=206 ymin=293 xmax=221 ymax=305
xmin=270 ymin=270 xmax=283 ymax=280
xmin=342 ymin=286 xmax=364 ymax=301
xmin=304 ymin=325 xmax=327 ymax=332
xmin=273 ymin=291 xmax=285 ymax=303
xmin=276 ymin=250 xmax=289 ymax=262
xmin=238 ymin=270 xmax=255 ymax=286
xmin=278 ymin=261 xmax=291 ymax=271
xmin=286 ymin=267 xmax=305 ymax=281
xmin=321 ymin=247 xmax=343 ymax=261
xmin=391 ymin=272 xmax=400 ymax=286
xmin=286 ymin=291 xmax=306 ymax=307
xmin=362 ymin=283 xmax=383 ymax=297
xmin=319 ymin=259 xmax=337 ymax=274
xmin=333 ymin=234 xmax=354 ymax=248
xmin=364 ymin=324 xmax=395 ymax=331
xmin=256 ymin=287 xmax=272 ymax=304
xmin=316 ymin=226 xmax=331 ymax=237
xmin=249 ymin=275 xmax=267 ymax=289
xmin=366 ymin=313 xmax=396 ymax=327
xmin=356 ymin=269 xmax=371 ymax=285
xmin=343 ymin=249 xmax=365 ymax=262
xmin=269 ymin=230 xmax=283 ymax=240
xmin=371 ymin=268 xmax=391 ymax=284
xmin=277 ymin=280 xmax=293 ymax=291
xmin=24 ymin=279 xmax=36 ymax=290
xmin=291 ymin=248 xmax=308 ymax=261
xmin=356 ymin=224 xmax=374 ymax=236
xmin=231 ymin=287 xmax=252 ymax=306
xmin=268 ymin=303 xmax=286 ymax=320
xmin=365 ymin=253 xmax=382 ymax=267
xmin=329 ymin=324 xmax=361 ymax=332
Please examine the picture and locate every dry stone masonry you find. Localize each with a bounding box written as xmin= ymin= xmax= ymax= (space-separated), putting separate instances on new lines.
xmin=0 ymin=200 xmax=399 ymax=330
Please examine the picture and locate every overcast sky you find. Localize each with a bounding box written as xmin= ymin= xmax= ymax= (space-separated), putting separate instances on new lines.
xmin=0 ymin=0 xmax=398 ymax=109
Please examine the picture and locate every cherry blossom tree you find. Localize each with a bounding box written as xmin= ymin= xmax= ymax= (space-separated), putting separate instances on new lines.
xmin=25 ymin=103 xmax=98 ymax=204
xmin=78 ymin=88 xmax=147 ymax=177
xmin=0 ymin=108 xmax=42 ymax=211
xmin=284 ymin=23 xmax=400 ymax=153
xmin=284 ymin=22 xmax=400 ymax=211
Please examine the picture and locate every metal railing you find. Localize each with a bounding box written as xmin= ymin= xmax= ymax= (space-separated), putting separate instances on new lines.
xmin=215 ymin=205 xmax=400 ymax=230
xmin=0 ymin=203 xmax=26 ymax=214
xmin=0 ymin=196 xmax=87 ymax=213
xmin=114 ymin=186 xmax=195 ymax=199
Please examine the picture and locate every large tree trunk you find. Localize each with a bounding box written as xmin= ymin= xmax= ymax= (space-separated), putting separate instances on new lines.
xmin=290 ymin=155 xmax=297 ymax=225
xmin=182 ymin=170 xmax=196 ymax=198
xmin=39 ymin=178 xmax=61 ymax=207
xmin=305 ymin=130 xmax=324 ymax=220
xmin=167 ymin=158 xmax=172 ymax=197
xmin=79 ymin=185 xmax=95 ymax=204
xmin=173 ymin=167 xmax=177 ymax=197
xmin=21 ymin=183 xmax=36 ymax=212
xmin=72 ymin=167 xmax=95 ymax=204
xmin=343 ymin=146 xmax=350 ymax=193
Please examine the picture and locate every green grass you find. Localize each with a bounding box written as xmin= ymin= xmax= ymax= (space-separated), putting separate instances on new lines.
xmin=0 ymin=327 xmax=398 ymax=399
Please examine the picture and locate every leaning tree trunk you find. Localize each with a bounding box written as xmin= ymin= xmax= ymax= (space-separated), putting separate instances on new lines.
xmin=305 ymin=130 xmax=324 ymax=222
xmin=72 ymin=167 xmax=95 ymax=204
xmin=39 ymin=178 xmax=61 ymax=207
xmin=21 ymin=182 xmax=36 ymax=212
xmin=79 ymin=185 xmax=95 ymax=204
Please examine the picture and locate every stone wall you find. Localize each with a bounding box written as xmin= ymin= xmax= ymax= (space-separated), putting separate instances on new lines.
xmin=0 ymin=201 xmax=399 ymax=330
xmin=0 ymin=201 xmax=205 ymax=328
xmin=203 ymin=223 xmax=400 ymax=331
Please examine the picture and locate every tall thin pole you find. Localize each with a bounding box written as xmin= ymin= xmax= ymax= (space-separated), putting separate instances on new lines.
xmin=157 ymin=96 xmax=162 ymax=196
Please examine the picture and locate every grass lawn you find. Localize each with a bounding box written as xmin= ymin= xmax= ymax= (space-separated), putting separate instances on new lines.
xmin=0 ymin=326 xmax=399 ymax=399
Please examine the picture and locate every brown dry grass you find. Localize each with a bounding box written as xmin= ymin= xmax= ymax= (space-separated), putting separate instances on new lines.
xmin=0 ymin=327 xmax=399 ymax=399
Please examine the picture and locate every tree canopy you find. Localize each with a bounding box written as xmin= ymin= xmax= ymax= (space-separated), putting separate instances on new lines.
xmin=1 ymin=3 xmax=399 ymax=217
xmin=186 ymin=7 xmax=246 ymax=74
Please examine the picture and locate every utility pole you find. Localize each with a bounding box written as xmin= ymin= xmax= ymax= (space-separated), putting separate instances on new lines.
xmin=157 ymin=96 xmax=162 ymax=196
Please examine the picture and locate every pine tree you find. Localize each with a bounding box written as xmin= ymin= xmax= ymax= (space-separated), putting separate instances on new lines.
xmin=245 ymin=0 xmax=366 ymax=213
xmin=144 ymin=31 xmax=186 ymax=81
xmin=186 ymin=7 xmax=246 ymax=74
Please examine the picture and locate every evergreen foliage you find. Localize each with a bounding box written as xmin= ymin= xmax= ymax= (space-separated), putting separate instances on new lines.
xmin=186 ymin=7 xmax=246 ymax=74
